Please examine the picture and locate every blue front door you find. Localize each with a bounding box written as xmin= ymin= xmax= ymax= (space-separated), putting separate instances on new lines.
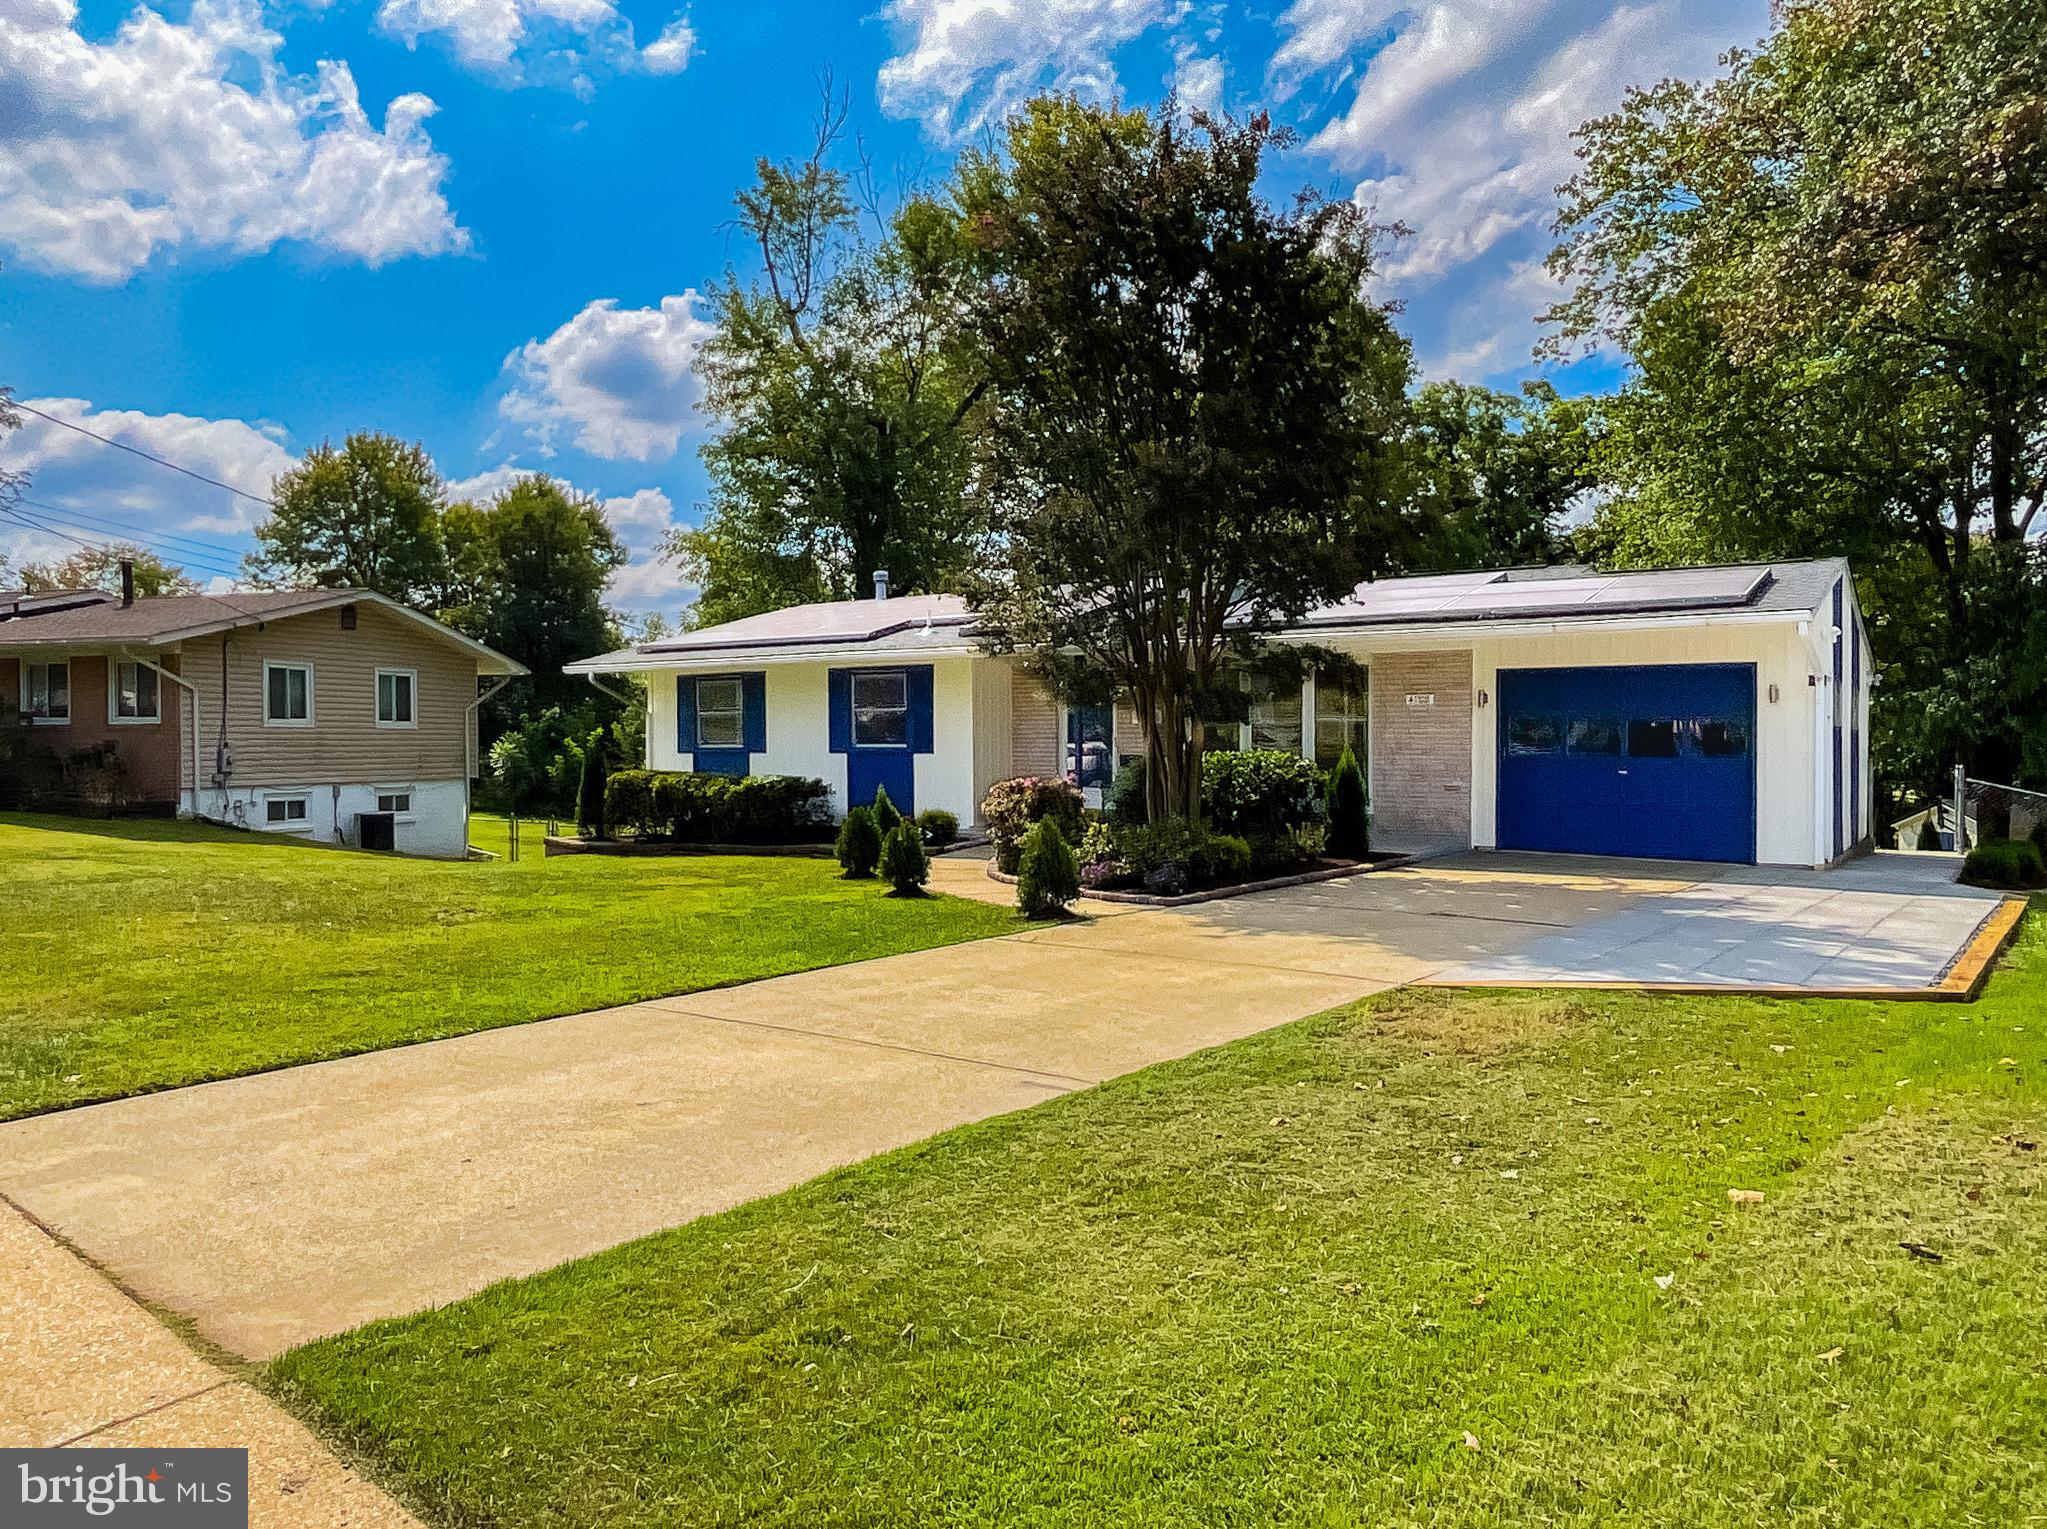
xmin=1497 ymin=664 xmax=1756 ymax=864
xmin=1066 ymin=703 xmax=1114 ymax=794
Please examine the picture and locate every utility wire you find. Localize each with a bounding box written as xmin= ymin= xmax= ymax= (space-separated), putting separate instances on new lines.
xmin=10 ymin=399 xmax=276 ymax=509
xmin=16 ymin=497 xmax=248 ymax=570
xmin=4 ymin=503 xmax=245 ymax=582
xmin=0 ymin=510 xmax=271 ymax=624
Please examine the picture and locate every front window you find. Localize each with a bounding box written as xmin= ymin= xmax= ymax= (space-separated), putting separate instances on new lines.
xmin=25 ymin=661 xmax=69 ymax=722
xmin=697 ymin=678 xmax=745 ymax=749
xmin=1313 ymin=670 xmax=1369 ymax=768
xmin=1246 ymin=673 xmax=1304 ymax=754
xmin=265 ymin=663 xmax=312 ymax=725
xmin=376 ymin=669 xmax=415 ymax=727
xmin=112 ymin=661 xmax=160 ymax=722
xmin=852 ymin=670 xmax=908 ymax=746
xmin=376 ymin=791 xmax=412 ymax=814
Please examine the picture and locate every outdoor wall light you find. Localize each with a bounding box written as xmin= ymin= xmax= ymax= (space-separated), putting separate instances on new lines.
xmin=1768 ymin=683 xmax=1780 ymax=703
xmin=1477 ymin=688 xmax=1490 ymax=708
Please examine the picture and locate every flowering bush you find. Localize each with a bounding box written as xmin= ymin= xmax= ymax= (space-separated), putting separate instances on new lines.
xmin=981 ymin=775 xmax=1085 ymax=873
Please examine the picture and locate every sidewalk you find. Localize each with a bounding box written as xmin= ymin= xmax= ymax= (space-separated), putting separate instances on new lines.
xmin=1 ymin=1197 xmax=419 ymax=1528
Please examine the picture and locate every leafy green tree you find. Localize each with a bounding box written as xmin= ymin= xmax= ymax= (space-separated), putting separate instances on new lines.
xmin=453 ymin=475 xmax=627 ymax=717
xmin=1401 ymin=381 xmax=1594 ymax=570
xmin=248 ymin=432 xmax=450 ymax=602
xmin=19 ymin=544 xmax=199 ymax=597
xmin=672 ymin=95 xmax=990 ymax=624
xmin=1548 ymin=0 xmax=2047 ymax=792
xmin=960 ymin=101 xmax=1411 ymax=822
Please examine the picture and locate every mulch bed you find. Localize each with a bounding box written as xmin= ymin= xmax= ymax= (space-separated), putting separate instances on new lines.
xmin=985 ymin=851 xmax=1417 ymax=907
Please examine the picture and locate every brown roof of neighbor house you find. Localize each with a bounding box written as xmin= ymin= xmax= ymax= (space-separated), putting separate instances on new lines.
xmin=0 ymin=587 xmax=528 ymax=673
xmin=0 ymin=588 xmax=119 ymax=621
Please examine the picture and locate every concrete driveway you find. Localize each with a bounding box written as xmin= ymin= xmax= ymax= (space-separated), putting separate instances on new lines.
xmin=0 ymin=850 xmax=2003 ymax=1361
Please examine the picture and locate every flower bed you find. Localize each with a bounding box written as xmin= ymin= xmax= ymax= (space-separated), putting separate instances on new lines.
xmin=986 ymin=850 xmax=1413 ymax=907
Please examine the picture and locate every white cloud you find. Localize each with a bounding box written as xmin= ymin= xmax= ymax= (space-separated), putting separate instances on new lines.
xmin=0 ymin=0 xmax=467 ymax=282
xmin=1170 ymin=43 xmax=1224 ymax=116
xmin=879 ymin=0 xmax=1172 ymax=141
xmin=0 ymin=397 xmax=296 ymax=581
xmin=1276 ymin=0 xmax=1763 ymax=376
xmin=442 ymin=464 xmax=687 ymax=609
xmin=498 ymin=293 xmax=715 ymax=463
xmin=639 ymin=15 xmax=696 ymax=74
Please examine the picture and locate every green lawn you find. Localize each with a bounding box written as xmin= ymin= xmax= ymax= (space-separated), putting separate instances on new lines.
xmin=272 ymin=908 xmax=2046 ymax=1528
xmin=0 ymin=812 xmax=1021 ymax=1120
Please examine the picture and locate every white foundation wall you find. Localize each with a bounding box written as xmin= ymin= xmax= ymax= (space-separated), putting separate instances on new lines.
xmin=1464 ymin=621 xmax=1823 ymax=866
xmin=182 ymin=778 xmax=471 ymax=859
xmin=636 ymin=656 xmax=989 ymax=824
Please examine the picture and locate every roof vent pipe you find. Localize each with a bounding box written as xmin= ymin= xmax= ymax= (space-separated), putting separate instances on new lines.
xmin=119 ymin=558 xmax=135 ymax=608
xmin=873 ymin=568 xmax=890 ymax=601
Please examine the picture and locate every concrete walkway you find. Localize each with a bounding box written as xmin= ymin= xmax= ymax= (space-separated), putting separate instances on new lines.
xmin=0 ymin=855 xmax=1651 ymax=1361
xmin=0 ymin=1198 xmax=419 ymax=1526
xmin=0 ymin=850 xmax=1999 ymax=1371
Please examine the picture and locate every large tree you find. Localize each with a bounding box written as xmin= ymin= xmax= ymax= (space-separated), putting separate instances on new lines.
xmin=19 ymin=544 xmax=199 ymax=597
xmin=248 ymin=432 xmax=450 ymax=604
xmin=1548 ymin=0 xmax=2047 ymax=793
xmin=445 ymin=475 xmax=626 ymax=716
xmin=1400 ymin=380 xmax=1595 ymax=571
xmin=670 ymin=93 xmax=990 ymax=625
xmin=960 ymin=101 xmax=1411 ymax=822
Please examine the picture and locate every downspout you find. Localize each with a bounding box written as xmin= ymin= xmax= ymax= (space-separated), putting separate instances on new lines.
xmin=465 ymin=675 xmax=513 ymax=851
xmin=121 ymin=648 xmax=203 ymax=822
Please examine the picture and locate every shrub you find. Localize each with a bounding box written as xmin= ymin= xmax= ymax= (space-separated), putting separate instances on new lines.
xmin=604 ymin=770 xmax=658 ymax=836
xmin=1016 ymin=817 xmax=1080 ymax=917
xmin=879 ymin=821 xmax=931 ymax=895
xmin=836 ymin=807 xmax=882 ymax=877
xmin=1915 ymin=817 xmax=1943 ymax=852
xmin=1325 ymin=745 xmax=1369 ymax=859
xmin=1115 ymin=820 xmax=1251 ymax=893
xmin=916 ymin=808 xmax=959 ymax=847
xmin=1202 ymin=749 xmax=1325 ymax=840
xmin=1107 ymin=757 xmax=1147 ymax=825
xmin=2032 ymin=815 xmax=2047 ymax=857
xmin=1961 ymin=838 xmax=2047 ymax=890
xmin=982 ymin=776 xmax=1085 ymax=874
xmin=871 ymin=785 xmax=903 ymax=836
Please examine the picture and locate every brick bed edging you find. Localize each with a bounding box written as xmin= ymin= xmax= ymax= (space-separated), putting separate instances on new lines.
xmin=542 ymin=831 xmax=994 ymax=859
xmin=984 ymin=852 xmax=1420 ymax=908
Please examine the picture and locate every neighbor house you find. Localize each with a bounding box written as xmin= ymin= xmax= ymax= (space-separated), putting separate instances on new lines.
xmin=568 ymin=559 xmax=1875 ymax=869
xmin=1 ymin=585 xmax=525 ymax=857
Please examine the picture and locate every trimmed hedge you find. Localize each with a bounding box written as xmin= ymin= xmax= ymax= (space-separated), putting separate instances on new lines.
xmin=1202 ymin=748 xmax=1325 ymax=839
xmin=916 ymin=808 xmax=959 ymax=847
xmin=604 ymin=770 xmax=834 ymax=844
xmin=1961 ymin=837 xmax=2047 ymax=890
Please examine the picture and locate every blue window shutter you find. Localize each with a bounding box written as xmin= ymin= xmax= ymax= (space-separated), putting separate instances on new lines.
xmin=906 ymin=664 xmax=935 ymax=754
xmin=741 ymin=672 xmax=767 ymax=753
xmin=676 ymin=675 xmax=697 ymax=754
xmin=827 ymin=668 xmax=851 ymax=753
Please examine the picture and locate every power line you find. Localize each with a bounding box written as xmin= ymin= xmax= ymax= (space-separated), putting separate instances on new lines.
xmin=16 ymin=497 xmax=248 ymax=567
xmin=10 ymin=399 xmax=275 ymax=509
xmin=0 ymin=505 xmax=246 ymax=583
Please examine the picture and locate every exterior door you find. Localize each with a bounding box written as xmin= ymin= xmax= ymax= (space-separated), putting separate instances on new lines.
xmin=1065 ymin=702 xmax=1114 ymax=805
xmin=1497 ymin=664 xmax=1756 ymax=864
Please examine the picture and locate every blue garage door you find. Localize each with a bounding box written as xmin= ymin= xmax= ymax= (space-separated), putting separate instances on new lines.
xmin=1497 ymin=664 xmax=1756 ymax=864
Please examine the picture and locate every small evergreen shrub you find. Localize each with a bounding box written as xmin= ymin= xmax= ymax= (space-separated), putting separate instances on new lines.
xmin=1915 ymin=817 xmax=1943 ymax=851
xmin=916 ymin=808 xmax=959 ymax=847
xmin=879 ymin=821 xmax=931 ymax=895
xmin=1962 ymin=838 xmax=2046 ymax=890
xmin=1107 ymin=757 xmax=1147 ymax=825
xmin=981 ymin=776 xmax=1086 ymax=873
xmin=1015 ymin=817 xmax=1081 ymax=917
xmin=1202 ymin=749 xmax=1325 ymax=839
xmin=1325 ymin=746 xmax=1370 ymax=859
xmin=835 ymin=806 xmax=882 ymax=877
xmin=871 ymin=785 xmax=903 ymax=836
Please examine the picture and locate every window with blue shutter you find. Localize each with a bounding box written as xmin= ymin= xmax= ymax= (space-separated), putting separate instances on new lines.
xmin=678 ymin=673 xmax=764 ymax=777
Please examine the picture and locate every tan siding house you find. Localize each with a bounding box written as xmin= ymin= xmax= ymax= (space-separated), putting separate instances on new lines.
xmin=1 ymin=587 xmax=523 ymax=858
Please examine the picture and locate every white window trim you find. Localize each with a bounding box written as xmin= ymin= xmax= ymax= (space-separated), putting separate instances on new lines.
xmin=21 ymin=659 xmax=71 ymax=726
xmin=851 ymin=668 xmax=910 ymax=749
xmin=372 ymin=785 xmax=419 ymax=821
xmin=375 ymin=667 xmax=419 ymax=730
xmin=695 ymin=676 xmax=746 ymax=751
xmin=107 ymin=658 xmax=163 ymax=726
xmin=261 ymin=792 xmax=313 ymax=832
xmin=263 ymin=660 xmax=315 ymax=728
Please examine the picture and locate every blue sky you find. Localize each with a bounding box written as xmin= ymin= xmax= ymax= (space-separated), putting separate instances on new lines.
xmin=0 ymin=0 xmax=1768 ymax=616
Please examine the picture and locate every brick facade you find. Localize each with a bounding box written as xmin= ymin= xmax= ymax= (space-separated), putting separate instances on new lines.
xmin=1369 ymin=649 xmax=1473 ymax=847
